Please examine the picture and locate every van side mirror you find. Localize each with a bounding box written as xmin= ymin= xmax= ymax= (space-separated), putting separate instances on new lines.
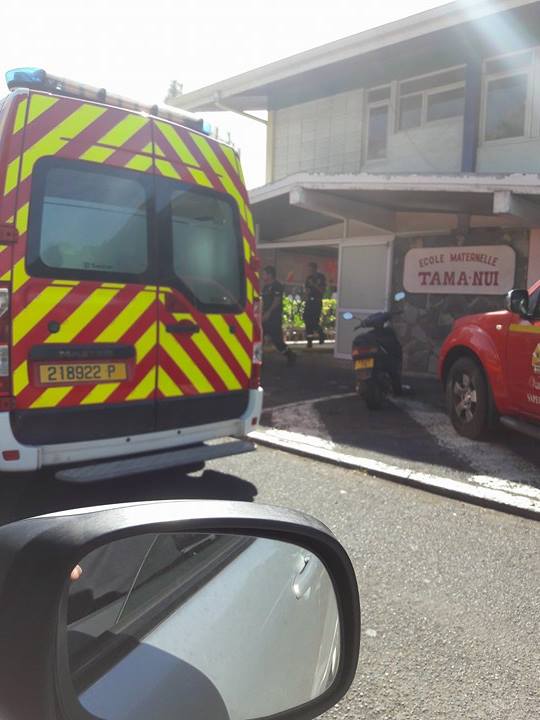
xmin=505 ymin=289 xmax=531 ymax=320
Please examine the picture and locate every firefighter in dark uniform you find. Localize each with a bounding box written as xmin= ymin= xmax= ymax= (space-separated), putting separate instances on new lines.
xmin=262 ymin=266 xmax=296 ymax=366
xmin=303 ymin=262 xmax=326 ymax=348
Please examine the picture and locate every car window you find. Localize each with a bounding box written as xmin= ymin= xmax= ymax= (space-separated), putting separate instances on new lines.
xmin=67 ymin=532 xmax=251 ymax=692
xmin=159 ymin=180 xmax=245 ymax=311
xmin=27 ymin=158 xmax=150 ymax=282
xmin=530 ymin=287 xmax=540 ymax=318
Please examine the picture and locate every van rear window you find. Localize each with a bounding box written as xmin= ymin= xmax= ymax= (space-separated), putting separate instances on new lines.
xmin=27 ymin=158 xmax=246 ymax=309
xmin=27 ymin=158 xmax=151 ymax=282
xmin=160 ymin=181 xmax=245 ymax=311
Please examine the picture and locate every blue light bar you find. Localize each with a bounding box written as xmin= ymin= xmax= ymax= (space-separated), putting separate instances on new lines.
xmin=202 ymin=120 xmax=213 ymax=137
xmin=5 ymin=67 xmax=47 ymax=90
xmin=5 ymin=67 xmax=209 ymax=135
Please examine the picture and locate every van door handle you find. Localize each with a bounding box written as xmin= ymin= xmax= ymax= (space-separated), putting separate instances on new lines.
xmin=166 ymin=322 xmax=199 ymax=335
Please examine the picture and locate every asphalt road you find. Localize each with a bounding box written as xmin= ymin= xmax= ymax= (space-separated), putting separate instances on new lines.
xmin=1 ymin=447 xmax=538 ymax=719
xmin=217 ymin=450 xmax=540 ymax=720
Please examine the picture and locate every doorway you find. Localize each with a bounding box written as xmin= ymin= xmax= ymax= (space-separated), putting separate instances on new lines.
xmin=335 ymin=237 xmax=394 ymax=358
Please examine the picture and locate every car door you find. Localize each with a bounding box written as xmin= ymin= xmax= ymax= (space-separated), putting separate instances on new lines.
xmin=152 ymin=119 xmax=254 ymax=432
xmin=506 ymin=281 xmax=540 ymax=419
xmin=10 ymin=92 xmax=159 ymax=444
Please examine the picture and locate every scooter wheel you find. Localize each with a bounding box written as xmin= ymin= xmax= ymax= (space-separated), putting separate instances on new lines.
xmin=362 ymin=381 xmax=384 ymax=410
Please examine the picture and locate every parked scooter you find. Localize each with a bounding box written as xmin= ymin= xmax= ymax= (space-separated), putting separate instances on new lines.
xmin=342 ymin=292 xmax=405 ymax=410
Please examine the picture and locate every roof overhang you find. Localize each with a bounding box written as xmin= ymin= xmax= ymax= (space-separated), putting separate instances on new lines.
xmin=250 ymin=173 xmax=540 ymax=242
xmin=170 ymin=0 xmax=539 ymax=112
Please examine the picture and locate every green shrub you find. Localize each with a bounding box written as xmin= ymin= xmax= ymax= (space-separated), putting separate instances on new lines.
xmin=283 ymin=295 xmax=304 ymax=329
xmin=321 ymin=298 xmax=336 ymax=330
xmin=282 ymin=296 xmax=337 ymax=335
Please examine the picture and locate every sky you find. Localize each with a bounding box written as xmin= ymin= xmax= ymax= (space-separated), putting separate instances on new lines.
xmin=2 ymin=0 xmax=456 ymax=187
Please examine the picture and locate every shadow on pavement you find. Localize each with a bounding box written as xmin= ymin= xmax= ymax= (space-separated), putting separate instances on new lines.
xmin=261 ymin=347 xmax=539 ymax=479
xmin=262 ymin=394 xmax=473 ymax=474
xmin=262 ymin=347 xmax=353 ymax=409
xmin=0 ymin=468 xmax=257 ymax=527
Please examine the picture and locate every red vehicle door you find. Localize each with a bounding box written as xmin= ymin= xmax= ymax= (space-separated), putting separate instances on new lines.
xmin=10 ymin=92 xmax=159 ymax=444
xmin=506 ymin=281 xmax=540 ymax=420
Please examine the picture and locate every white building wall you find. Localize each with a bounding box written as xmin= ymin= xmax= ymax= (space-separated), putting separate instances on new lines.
xmin=272 ymin=90 xmax=364 ymax=180
xmin=364 ymin=117 xmax=463 ymax=173
xmin=476 ymin=139 xmax=540 ymax=173
xmin=271 ymin=89 xmax=464 ymax=180
xmin=270 ymin=45 xmax=540 ymax=180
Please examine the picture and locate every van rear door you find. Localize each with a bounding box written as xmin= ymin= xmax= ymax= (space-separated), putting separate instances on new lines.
xmin=10 ymin=93 xmax=159 ymax=445
xmin=152 ymin=120 xmax=256 ymax=430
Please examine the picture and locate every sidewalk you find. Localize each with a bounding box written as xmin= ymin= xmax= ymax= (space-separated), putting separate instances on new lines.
xmin=259 ymin=346 xmax=540 ymax=497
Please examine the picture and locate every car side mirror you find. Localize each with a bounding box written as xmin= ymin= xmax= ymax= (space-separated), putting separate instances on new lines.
xmin=0 ymin=500 xmax=360 ymax=720
xmin=505 ymin=289 xmax=531 ymax=320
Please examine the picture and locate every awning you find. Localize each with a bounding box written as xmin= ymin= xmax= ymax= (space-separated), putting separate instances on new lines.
xmin=250 ymin=172 xmax=540 ymax=243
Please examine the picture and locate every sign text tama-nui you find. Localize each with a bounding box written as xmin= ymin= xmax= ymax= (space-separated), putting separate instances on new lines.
xmin=403 ymin=245 xmax=516 ymax=295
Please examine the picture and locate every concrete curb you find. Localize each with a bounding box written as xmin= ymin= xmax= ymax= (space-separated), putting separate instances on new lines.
xmin=249 ymin=428 xmax=540 ymax=521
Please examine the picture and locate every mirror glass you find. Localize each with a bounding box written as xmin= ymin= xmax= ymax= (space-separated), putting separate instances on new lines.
xmin=394 ymin=291 xmax=406 ymax=302
xmin=65 ymin=532 xmax=341 ymax=720
xmin=342 ymin=311 xmax=354 ymax=320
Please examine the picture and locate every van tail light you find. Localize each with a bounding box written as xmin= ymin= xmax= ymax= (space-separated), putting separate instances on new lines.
xmin=250 ymin=296 xmax=263 ymax=389
xmin=250 ymin=340 xmax=263 ymax=389
xmin=252 ymin=297 xmax=262 ymax=333
xmin=0 ymin=287 xmax=11 ymax=395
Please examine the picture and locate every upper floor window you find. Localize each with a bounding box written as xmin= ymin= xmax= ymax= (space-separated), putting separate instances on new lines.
xmin=397 ymin=66 xmax=466 ymax=131
xmin=366 ymin=86 xmax=390 ymax=161
xmin=482 ymin=50 xmax=533 ymax=142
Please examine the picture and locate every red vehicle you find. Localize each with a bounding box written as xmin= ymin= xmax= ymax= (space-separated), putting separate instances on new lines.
xmin=439 ymin=280 xmax=540 ymax=440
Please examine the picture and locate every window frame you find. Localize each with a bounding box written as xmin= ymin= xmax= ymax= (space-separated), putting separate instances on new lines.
xmin=397 ymin=92 xmax=423 ymax=132
xmin=365 ymin=92 xmax=390 ymax=162
xmin=156 ymin=178 xmax=247 ymax=314
xmin=26 ymin=157 xmax=156 ymax=286
xmin=529 ymin=285 xmax=540 ymax=319
xmin=396 ymin=65 xmax=466 ymax=133
xmin=480 ymin=49 xmax=534 ymax=145
xmin=424 ymin=84 xmax=467 ymax=124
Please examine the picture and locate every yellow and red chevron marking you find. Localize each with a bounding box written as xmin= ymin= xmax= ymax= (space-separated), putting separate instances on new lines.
xmin=0 ymin=93 xmax=27 ymax=229
xmin=0 ymin=94 xmax=28 ymax=284
xmin=7 ymin=92 xmax=157 ymax=410
xmin=157 ymin=289 xmax=254 ymax=398
xmin=5 ymin=92 xmax=155 ymax=294
xmin=4 ymin=90 xmax=258 ymax=411
xmin=11 ymin=283 xmax=158 ymax=410
xmin=152 ymin=120 xmax=258 ymax=398
xmin=153 ymin=120 xmax=255 ymax=241
xmin=153 ymin=120 xmax=259 ymax=318
xmin=0 ymin=245 xmax=12 ymax=283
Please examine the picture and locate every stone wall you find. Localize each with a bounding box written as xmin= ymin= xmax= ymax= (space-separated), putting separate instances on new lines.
xmin=390 ymin=229 xmax=530 ymax=375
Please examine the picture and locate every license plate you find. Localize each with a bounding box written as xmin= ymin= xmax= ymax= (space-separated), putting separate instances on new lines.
xmin=354 ymin=358 xmax=374 ymax=370
xmin=38 ymin=362 xmax=128 ymax=386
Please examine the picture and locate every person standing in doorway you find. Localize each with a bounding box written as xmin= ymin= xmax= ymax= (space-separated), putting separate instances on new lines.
xmin=262 ymin=266 xmax=296 ymax=366
xmin=304 ymin=262 xmax=326 ymax=348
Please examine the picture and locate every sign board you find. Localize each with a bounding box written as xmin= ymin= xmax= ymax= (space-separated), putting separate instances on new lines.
xmin=403 ymin=245 xmax=516 ymax=294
